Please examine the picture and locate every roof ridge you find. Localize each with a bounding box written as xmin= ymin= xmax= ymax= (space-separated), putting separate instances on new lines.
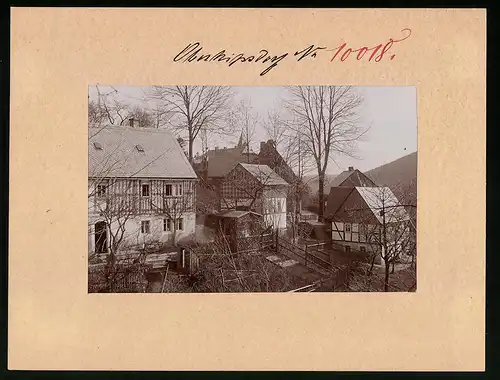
xmin=91 ymin=125 xmax=176 ymax=135
xmin=240 ymin=162 xmax=268 ymax=167
xmin=88 ymin=125 xmax=197 ymax=179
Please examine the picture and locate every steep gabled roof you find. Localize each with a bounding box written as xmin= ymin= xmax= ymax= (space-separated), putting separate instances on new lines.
xmin=204 ymin=147 xmax=258 ymax=178
xmin=239 ymin=163 xmax=289 ymax=186
xmin=325 ymin=187 xmax=355 ymax=218
xmin=355 ymin=187 xmax=409 ymax=223
xmin=327 ymin=186 xmax=409 ymax=224
xmin=330 ymin=169 xmax=377 ymax=188
xmin=88 ymin=125 xmax=197 ymax=179
xmin=252 ymin=140 xmax=298 ymax=185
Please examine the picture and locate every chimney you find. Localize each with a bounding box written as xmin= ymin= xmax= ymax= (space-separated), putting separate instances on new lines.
xmin=348 ymin=166 xmax=354 ymax=171
xmin=215 ymin=146 xmax=219 ymax=151
xmin=129 ymin=118 xmax=138 ymax=128
xmin=260 ymin=141 xmax=266 ymax=152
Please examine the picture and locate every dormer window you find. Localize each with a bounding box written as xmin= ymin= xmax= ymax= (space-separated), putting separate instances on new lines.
xmin=93 ymin=142 xmax=103 ymax=150
xmin=136 ymin=144 xmax=145 ymax=152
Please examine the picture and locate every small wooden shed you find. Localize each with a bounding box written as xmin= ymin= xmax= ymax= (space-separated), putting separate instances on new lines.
xmin=206 ymin=210 xmax=268 ymax=253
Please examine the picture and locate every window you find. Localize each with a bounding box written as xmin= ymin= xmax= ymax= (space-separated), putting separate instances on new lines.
xmin=359 ymin=224 xmax=365 ymax=235
xmin=141 ymin=220 xmax=150 ymax=234
xmin=344 ymin=245 xmax=351 ymax=252
xmin=177 ymin=218 xmax=184 ymax=231
xmin=345 ymin=223 xmax=351 ymax=232
xmin=141 ymin=184 xmax=150 ymax=197
xmin=165 ymin=184 xmax=173 ymax=196
xmin=163 ymin=218 xmax=171 ymax=232
xmin=360 ymin=246 xmax=366 ymax=252
xmin=176 ymin=184 xmax=183 ymax=196
xmin=93 ymin=141 xmax=103 ymax=150
xmin=136 ymin=144 xmax=145 ymax=152
xmin=96 ymin=184 xmax=107 ymax=197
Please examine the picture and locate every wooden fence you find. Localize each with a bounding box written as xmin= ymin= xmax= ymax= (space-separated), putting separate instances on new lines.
xmin=288 ymin=283 xmax=317 ymax=292
xmin=287 ymin=276 xmax=339 ymax=293
xmin=277 ymin=237 xmax=333 ymax=274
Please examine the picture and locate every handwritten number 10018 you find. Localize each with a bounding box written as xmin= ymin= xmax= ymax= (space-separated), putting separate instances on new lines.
xmin=295 ymin=28 xmax=412 ymax=63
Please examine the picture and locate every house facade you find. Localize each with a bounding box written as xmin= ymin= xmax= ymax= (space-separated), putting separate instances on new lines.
xmin=325 ymin=186 xmax=413 ymax=264
xmin=88 ymin=124 xmax=198 ymax=255
xmin=194 ymin=134 xmax=257 ymax=187
xmin=220 ymin=163 xmax=288 ymax=230
xmin=195 ymin=138 xmax=302 ymax=216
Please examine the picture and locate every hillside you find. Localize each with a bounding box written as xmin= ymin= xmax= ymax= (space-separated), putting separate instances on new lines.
xmin=302 ymin=151 xmax=417 ymax=209
xmin=365 ymin=151 xmax=418 ymax=204
xmin=303 ymin=174 xmax=339 ymax=194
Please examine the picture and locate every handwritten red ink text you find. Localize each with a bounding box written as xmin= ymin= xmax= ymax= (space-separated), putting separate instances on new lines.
xmin=330 ymin=28 xmax=412 ymax=63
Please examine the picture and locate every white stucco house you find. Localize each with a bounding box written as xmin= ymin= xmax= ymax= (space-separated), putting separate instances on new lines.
xmin=88 ymin=122 xmax=198 ymax=255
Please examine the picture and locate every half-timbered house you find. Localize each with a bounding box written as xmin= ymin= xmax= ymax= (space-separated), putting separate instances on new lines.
xmin=195 ymin=138 xmax=304 ymax=217
xmin=325 ymin=186 xmax=413 ymax=264
xmin=220 ymin=163 xmax=289 ymax=230
xmin=88 ymin=124 xmax=198 ymax=255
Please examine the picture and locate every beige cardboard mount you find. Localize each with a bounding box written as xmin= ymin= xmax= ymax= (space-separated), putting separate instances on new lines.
xmin=9 ymin=8 xmax=485 ymax=371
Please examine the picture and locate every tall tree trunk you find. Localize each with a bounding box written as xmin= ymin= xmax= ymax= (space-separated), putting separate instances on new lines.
xmin=188 ymin=139 xmax=194 ymax=165
xmin=368 ymin=253 xmax=377 ymax=275
xmin=318 ymin=174 xmax=325 ymax=222
xmin=384 ymin=261 xmax=390 ymax=292
xmin=172 ymin=225 xmax=178 ymax=246
xmin=294 ymin=191 xmax=301 ymax=244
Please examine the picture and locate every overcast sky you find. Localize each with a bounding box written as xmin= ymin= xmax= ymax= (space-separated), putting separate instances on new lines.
xmin=88 ymin=85 xmax=417 ymax=175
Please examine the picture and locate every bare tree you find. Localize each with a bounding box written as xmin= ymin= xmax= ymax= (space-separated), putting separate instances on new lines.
xmin=148 ymin=86 xmax=235 ymax=164
xmin=284 ymin=86 xmax=366 ymax=222
xmin=129 ymin=105 xmax=155 ymax=128
xmin=232 ymin=99 xmax=259 ymax=163
xmin=262 ymin=110 xmax=313 ymax=242
xmin=262 ymin=109 xmax=315 ymax=175
xmin=176 ymin=221 xmax=301 ymax=293
xmin=88 ymin=100 xmax=106 ymax=127
xmin=219 ymin=164 xmax=289 ymax=231
xmin=340 ymin=185 xmax=416 ymax=292
xmin=89 ymin=85 xmax=158 ymax=129
xmin=89 ymin=179 xmax=154 ymax=292
xmin=150 ymin=102 xmax=172 ymax=129
xmin=176 ymin=137 xmax=188 ymax=157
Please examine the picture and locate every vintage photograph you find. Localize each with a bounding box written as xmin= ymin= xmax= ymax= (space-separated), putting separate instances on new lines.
xmin=88 ymin=85 xmax=417 ymax=293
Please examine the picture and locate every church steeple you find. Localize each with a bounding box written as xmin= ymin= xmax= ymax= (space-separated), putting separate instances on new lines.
xmin=237 ymin=131 xmax=245 ymax=149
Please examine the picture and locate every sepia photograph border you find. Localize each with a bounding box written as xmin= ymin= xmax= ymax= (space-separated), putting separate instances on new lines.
xmin=86 ymin=84 xmax=418 ymax=294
